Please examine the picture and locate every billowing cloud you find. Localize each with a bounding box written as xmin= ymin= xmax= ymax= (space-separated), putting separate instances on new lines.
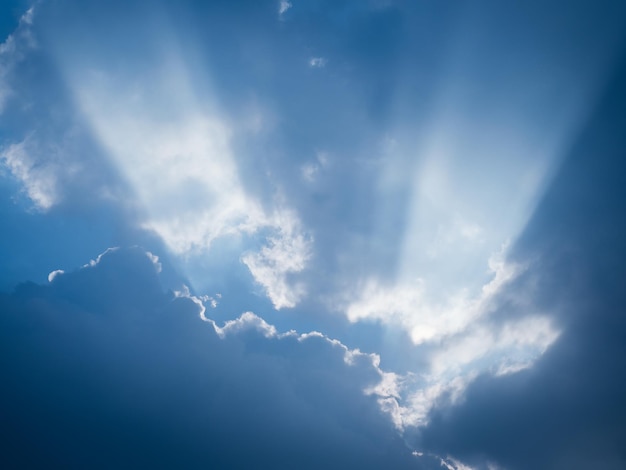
xmin=2 ymin=1 xmax=626 ymax=468
xmin=0 ymin=246 xmax=422 ymax=468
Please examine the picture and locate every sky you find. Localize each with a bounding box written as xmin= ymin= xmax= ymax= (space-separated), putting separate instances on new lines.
xmin=1 ymin=0 xmax=626 ymax=468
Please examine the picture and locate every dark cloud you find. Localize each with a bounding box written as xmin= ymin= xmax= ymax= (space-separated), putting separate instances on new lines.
xmin=0 ymin=246 xmax=429 ymax=469
xmin=418 ymin=47 xmax=626 ymax=470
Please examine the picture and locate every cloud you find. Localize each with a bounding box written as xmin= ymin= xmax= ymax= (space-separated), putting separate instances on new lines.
xmin=144 ymin=250 xmax=162 ymax=273
xmin=301 ymin=152 xmax=329 ymax=183
xmin=3 ymin=2 xmax=625 ymax=468
xmin=47 ymin=269 xmax=64 ymax=282
xmin=70 ymin=56 xmax=312 ymax=308
xmin=309 ymin=57 xmax=327 ymax=68
xmin=242 ymin=211 xmax=312 ymax=309
xmin=1 ymin=138 xmax=58 ymax=210
xmin=417 ymin=48 xmax=626 ymax=469
xmin=0 ymin=7 xmax=36 ymax=113
xmin=342 ymin=244 xmax=560 ymax=430
xmin=301 ymin=162 xmax=319 ymax=182
xmin=278 ymin=0 xmax=292 ymax=18
xmin=427 ymin=315 xmax=559 ymax=377
xmin=440 ymin=457 xmax=475 ymax=470
xmin=0 ymin=246 xmax=422 ymax=468
xmin=345 ymin=244 xmax=520 ymax=344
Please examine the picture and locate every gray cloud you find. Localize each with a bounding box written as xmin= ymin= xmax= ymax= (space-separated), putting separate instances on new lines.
xmin=0 ymin=246 xmax=430 ymax=469
xmin=417 ymin=48 xmax=626 ymax=470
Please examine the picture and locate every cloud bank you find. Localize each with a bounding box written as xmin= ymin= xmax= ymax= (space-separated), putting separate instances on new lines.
xmin=0 ymin=246 xmax=426 ymax=469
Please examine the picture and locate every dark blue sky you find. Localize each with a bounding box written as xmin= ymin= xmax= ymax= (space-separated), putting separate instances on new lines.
xmin=2 ymin=1 xmax=626 ymax=468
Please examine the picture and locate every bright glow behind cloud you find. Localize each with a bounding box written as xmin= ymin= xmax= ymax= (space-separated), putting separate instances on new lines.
xmin=346 ymin=245 xmax=519 ymax=345
xmin=336 ymin=3 xmax=615 ymax=426
xmin=68 ymin=48 xmax=311 ymax=309
xmin=23 ymin=0 xmax=619 ymax=446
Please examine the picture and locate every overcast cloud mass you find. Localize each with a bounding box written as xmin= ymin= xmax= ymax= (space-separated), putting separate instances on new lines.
xmin=1 ymin=1 xmax=626 ymax=468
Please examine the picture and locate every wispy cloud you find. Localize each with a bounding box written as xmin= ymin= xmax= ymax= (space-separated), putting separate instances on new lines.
xmin=242 ymin=211 xmax=312 ymax=309
xmin=0 ymin=7 xmax=36 ymax=114
xmin=309 ymin=57 xmax=327 ymax=68
xmin=343 ymin=244 xmax=560 ymax=428
xmin=278 ymin=0 xmax=292 ymax=18
xmin=301 ymin=152 xmax=329 ymax=183
xmin=1 ymin=138 xmax=58 ymax=210
xmin=70 ymin=55 xmax=312 ymax=308
xmin=345 ymin=244 xmax=519 ymax=344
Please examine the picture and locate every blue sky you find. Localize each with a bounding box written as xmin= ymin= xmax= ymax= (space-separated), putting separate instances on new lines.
xmin=2 ymin=1 xmax=626 ymax=468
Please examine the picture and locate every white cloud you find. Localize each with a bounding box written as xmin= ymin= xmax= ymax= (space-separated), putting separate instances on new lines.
xmin=20 ymin=7 xmax=35 ymax=26
xmin=344 ymin=243 xmax=560 ymax=429
xmin=48 ymin=270 xmax=65 ymax=282
xmin=145 ymin=250 xmax=162 ymax=273
xmin=242 ymin=210 xmax=312 ymax=309
xmin=428 ymin=315 xmax=559 ymax=377
xmin=301 ymin=151 xmax=329 ymax=182
xmin=214 ymin=311 xmax=281 ymax=339
xmin=173 ymin=284 xmax=211 ymax=322
xmin=441 ymin=457 xmax=476 ymax=470
xmin=358 ymin=311 xmax=559 ymax=430
xmin=400 ymin=374 xmax=476 ymax=430
xmin=71 ymin=60 xmax=312 ymax=309
xmin=278 ymin=0 xmax=292 ymax=17
xmin=309 ymin=57 xmax=327 ymax=68
xmin=360 ymin=310 xmax=559 ymax=430
xmin=76 ymin=101 xmax=257 ymax=253
xmin=301 ymin=162 xmax=318 ymax=182
xmin=1 ymin=138 xmax=58 ymax=210
xmin=83 ymin=247 xmax=120 ymax=268
xmin=345 ymin=243 xmax=519 ymax=344
xmin=204 ymin=311 xmax=386 ymax=380
xmin=173 ymin=284 xmax=223 ymax=321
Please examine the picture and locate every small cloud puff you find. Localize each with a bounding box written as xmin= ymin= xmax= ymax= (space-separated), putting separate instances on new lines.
xmin=309 ymin=57 xmax=327 ymax=68
xmin=301 ymin=152 xmax=329 ymax=183
xmin=47 ymin=269 xmax=65 ymax=282
xmin=278 ymin=0 xmax=292 ymax=18
xmin=301 ymin=162 xmax=318 ymax=182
